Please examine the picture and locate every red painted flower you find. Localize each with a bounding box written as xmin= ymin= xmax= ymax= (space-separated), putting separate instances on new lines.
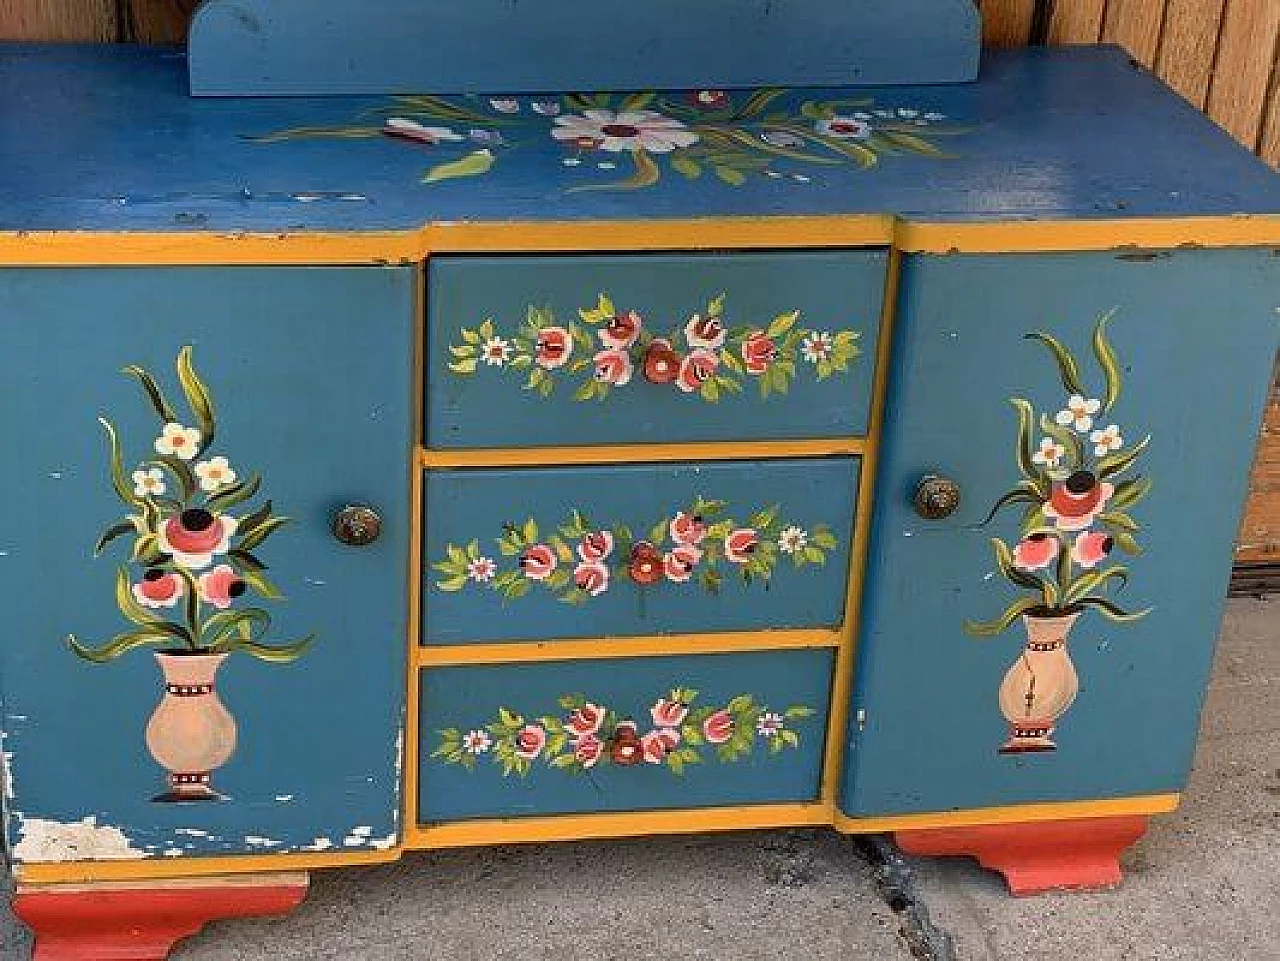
xmin=724 ymin=528 xmax=760 ymax=564
xmin=684 ymin=313 xmax=727 ymax=350
xmin=197 ymin=564 xmax=247 ymax=611
xmin=514 ymin=724 xmax=547 ymax=760
xmin=669 ymin=512 xmax=708 ymax=546
xmin=535 ymin=326 xmax=572 ymax=369
xmin=641 ymin=729 xmax=677 ymax=764
xmin=593 ymin=348 xmax=634 ymax=386
xmin=577 ymin=530 xmax=615 ymax=562
xmin=703 ymin=709 xmax=734 ymax=744
xmin=565 ymin=702 xmax=606 ymax=737
xmin=643 ymin=338 xmax=682 ymax=384
xmin=519 ymin=543 xmax=557 ymax=581
xmin=663 ymin=544 xmax=702 ymax=583
xmin=1012 ymin=533 xmax=1059 ymax=571
xmin=742 ymin=331 xmax=778 ymax=375
xmin=1043 ymin=471 xmax=1114 ymax=531
xmin=574 ymin=560 xmax=610 ymax=596
xmin=600 ymin=310 xmax=643 ymax=349
xmin=650 ymin=697 xmax=689 ymax=728
xmin=573 ymin=733 xmax=603 ymax=769
xmin=1072 ymin=531 xmax=1115 ymax=569
xmin=132 ymin=569 xmax=184 ymax=610
xmin=688 ymin=90 xmax=730 ymax=110
xmin=676 ymin=349 xmax=719 ymax=394
xmin=628 ymin=542 xmax=664 ymax=585
xmin=159 ymin=508 xmax=237 ymax=570
xmin=611 ymin=721 xmax=644 ymax=766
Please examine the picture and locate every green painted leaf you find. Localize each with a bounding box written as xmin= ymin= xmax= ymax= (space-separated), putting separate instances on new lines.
xmin=713 ymin=165 xmax=747 ymax=186
xmin=98 ymin=418 xmax=145 ymax=509
xmin=122 ymin=364 xmax=178 ymax=423
xmin=1098 ymin=434 xmax=1150 ymax=479
xmin=1092 ymin=308 xmax=1123 ymax=412
xmin=1110 ymin=475 xmax=1153 ymax=510
xmin=207 ymin=473 xmax=262 ymax=512
xmin=1077 ymin=597 xmax=1152 ymax=622
xmin=237 ymin=515 xmax=290 ymax=552
xmin=176 ymin=346 xmax=216 ymax=455
xmin=94 ymin=522 xmax=136 ymax=557
xmin=423 ymin=149 xmax=496 ymax=184
xmin=671 ymin=156 xmax=702 ymax=179
xmin=1024 ymin=332 xmax=1085 ymax=396
xmin=68 ymin=629 xmax=175 ymax=663
xmin=964 ymin=595 xmax=1042 ymax=637
xmin=230 ymin=634 xmax=317 ymax=664
xmin=1010 ymin=398 xmax=1047 ymax=493
xmin=240 ymin=567 xmax=284 ymax=601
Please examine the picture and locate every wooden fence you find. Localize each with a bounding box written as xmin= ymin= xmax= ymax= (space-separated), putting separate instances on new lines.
xmin=2 ymin=0 xmax=1278 ymax=562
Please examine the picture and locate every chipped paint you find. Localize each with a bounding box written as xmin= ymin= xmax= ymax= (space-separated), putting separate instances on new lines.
xmin=2 ymin=748 xmax=15 ymax=802
xmin=174 ymin=827 xmax=212 ymax=838
xmin=13 ymin=816 xmax=149 ymax=863
xmin=275 ymin=794 xmax=295 ymax=802
xmin=245 ymin=836 xmax=282 ymax=848
xmin=369 ymin=833 xmax=397 ymax=851
xmin=301 ymin=837 xmax=334 ymax=852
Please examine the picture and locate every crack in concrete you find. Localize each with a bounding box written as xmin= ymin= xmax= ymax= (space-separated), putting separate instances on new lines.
xmin=855 ymin=835 xmax=957 ymax=961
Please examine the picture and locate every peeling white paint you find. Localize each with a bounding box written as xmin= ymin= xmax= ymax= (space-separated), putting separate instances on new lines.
xmin=275 ymin=794 xmax=295 ymax=802
xmin=174 ymin=827 xmax=210 ymax=838
xmin=163 ymin=848 xmax=185 ymax=857
xmin=2 ymin=750 xmax=14 ymax=801
xmin=13 ymin=816 xmax=149 ymax=862
xmin=370 ymin=833 xmax=397 ymax=851
xmin=350 ymin=825 xmax=373 ymax=837
xmin=245 ymin=835 xmax=281 ymax=848
xmin=302 ymin=837 xmax=334 ymax=852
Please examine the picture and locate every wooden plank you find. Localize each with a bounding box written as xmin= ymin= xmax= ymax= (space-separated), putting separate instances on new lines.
xmin=1103 ymin=0 xmax=1170 ymax=67
xmin=1205 ymin=0 xmax=1280 ymax=149
xmin=1049 ymin=0 xmax=1108 ymax=42
xmin=1156 ymin=0 xmax=1228 ymax=108
xmin=980 ymin=0 xmax=1036 ymax=46
xmin=125 ymin=0 xmax=199 ymax=42
xmin=1258 ymin=51 xmax=1280 ymax=168
xmin=1237 ymin=370 xmax=1280 ymax=564
xmin=0 ymin=0 xmax=117 ymax=40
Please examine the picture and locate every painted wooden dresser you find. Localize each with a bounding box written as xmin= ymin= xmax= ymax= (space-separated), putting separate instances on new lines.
xmin=0 ymin=1 xmax=1277 ymax=956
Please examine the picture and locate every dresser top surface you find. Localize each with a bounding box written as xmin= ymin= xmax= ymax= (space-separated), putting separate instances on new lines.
xmin=1 ymin=44 xmax=1276 ymax=236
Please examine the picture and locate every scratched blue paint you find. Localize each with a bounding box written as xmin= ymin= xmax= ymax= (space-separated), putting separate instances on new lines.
xmin=187 ymin=0 xmax=981 ymax=95
xmin=0 ymin=46 xmax=1276 ymax=235
xmin=0 ymin=267 xmax=414 ymax=859
xmin=422 ymin=458 xmax=860 ymax=644
xmin=427 ymin=251 xmax=886 ymax=448
xmin=418 ymin=650 xmax=834 ymax=821
xmin=840 ymin=248 xmax=1280 ymax=817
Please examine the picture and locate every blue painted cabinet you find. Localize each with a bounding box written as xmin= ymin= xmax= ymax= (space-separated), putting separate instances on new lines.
xmin=0 ymin=267 xmax=415 ymax=858
xmin=841 ymin=249 xmax=1279 ymax=816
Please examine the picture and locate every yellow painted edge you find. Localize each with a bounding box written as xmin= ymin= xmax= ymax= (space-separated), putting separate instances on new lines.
xmin=3 ymin=215 xmax=1277 ymax=266
xmin=406 ymin=803 xmax=833 ymax=850
xmin=16 ymin=849 xmax=400 ymax=885
xmin=18 ymin=872 xmax=309 ymax=894
xmin=832 ymin=794 xmax=1182 ymax=834
xmin=818 ymin=249 xmax=901 ymax=804
xmin=403 ymin=261 xmax=427 ymax=843
xmin=420 ymin=438 xmax=866 ymax=469
xmin=415 ymin=629 xmax=841 ymax=667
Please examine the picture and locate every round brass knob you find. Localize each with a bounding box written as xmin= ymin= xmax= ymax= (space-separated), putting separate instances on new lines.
xmin=914 ymin=475 xmax=961 ymax=520
xmin=333 ymin=505 xmax=382 ymax=546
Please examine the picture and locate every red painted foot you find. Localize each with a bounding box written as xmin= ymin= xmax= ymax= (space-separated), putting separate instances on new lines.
xmin=895 ymin=816 xmax=1148 ymax=896
xmin=13 ymin=873 xmax=309 ymax=960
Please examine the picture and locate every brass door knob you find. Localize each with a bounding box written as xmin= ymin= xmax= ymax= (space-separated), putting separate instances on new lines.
xmin=333 ymin=505 xmax=382 ymax=546
xmin=914 ymin=475 xmax=961 ymax=520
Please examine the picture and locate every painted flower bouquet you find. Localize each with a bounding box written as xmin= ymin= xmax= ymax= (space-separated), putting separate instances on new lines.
xmin=966 ymin=312 xmax=1152 ymax=753
xmin=447 ymin=292 xmax=861 ymax=403
xmin=434 ymin=688 xmax=814 ymax=778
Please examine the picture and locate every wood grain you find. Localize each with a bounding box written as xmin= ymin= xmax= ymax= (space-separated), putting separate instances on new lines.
xmin=124 ymin=0 xmax=199 ymax=42
xmin=1103 ymin=0 xmax=1170 ymax=67
xmin=1237 ymin=369 xmax=1280 ymax=563
xmin=0 ymin=0 xmax=116 ymax=40
xmin=1156 ymin=0 xmax=1227 ymax=108
xmin=1205 ymin=0 xmax=1280 ymax=148
xmin=1260 ymin=58 xmax=1280 ymax=168
xmin=1050 ymin=0 xmax=1109 ymax=43
xmin=980 ymin=0 xmax=1037 ymax=46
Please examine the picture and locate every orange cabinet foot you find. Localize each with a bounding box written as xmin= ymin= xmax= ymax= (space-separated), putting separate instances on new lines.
xmin=894 ymin=815 xmax=1148 ymax=896
xmin=13 ymin=873 xmax=309 ymax=961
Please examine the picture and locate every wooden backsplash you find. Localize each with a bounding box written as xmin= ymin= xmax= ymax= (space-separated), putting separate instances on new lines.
xmin=3 ymin=0 xmax=1278 ymax=562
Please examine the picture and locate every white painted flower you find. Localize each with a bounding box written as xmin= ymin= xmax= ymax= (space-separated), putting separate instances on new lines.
xmin=801 ymin=331 xmax=835 ymax=364
xmin=1031 ymin=437 xmax=1066 ymax=469
xmin=155 ymin=423 xmax=202 ymax=460
xmin=1090 ymin=424 xmax=1124 ymax=458
xmin=1055 ymin=395 xmax=1102 ymax=433
xmin=816 ymin=115 xmax=872 ymax=140
xmin=194 ymin=456 xmax=237 ymax=493
xmin=531 ymin=100 xmax=561 ymax=116
xmin=462 ymin=730 xmax=493 ymax=754
xmin=756 ymin=712 xmax=785 ymax=737
xmin=132 ymin=467 xmax=166 ymax=498
xmin=383 ymin=118 xmax=464 ymax=143
xmin=490 ymin=97 xmax=520 ymax=113
xmin=467 ymin=556 xmax=497 ymax=583
xmin=481 ymin=336 xmax=513 ymax=366
xmin=778 ymin=526 xmax=808 ymax=555
xmin=551 ymin=109 xmax=700 ymax=154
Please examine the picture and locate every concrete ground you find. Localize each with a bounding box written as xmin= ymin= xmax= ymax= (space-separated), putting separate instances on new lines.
xmin=2 ymin=596 xmax=1275 ymax=960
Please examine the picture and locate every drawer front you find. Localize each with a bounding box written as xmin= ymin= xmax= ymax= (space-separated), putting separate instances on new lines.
xmin=424 ymin=457 xmax=859 ymax=644
xmin=419 ymin=649 xmax=833 ymax=822
xmin=425 ymin=250 xmax=886 ymax=449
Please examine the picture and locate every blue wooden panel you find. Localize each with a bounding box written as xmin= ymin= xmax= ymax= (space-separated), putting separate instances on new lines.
xmin=188 ymin=0 xmax=980 ymax=96
xmin=840 ymin=248 xmax=1280 ymax=816
xmin=1 ymin=46 xmax=1276 ymax=235
xmin=426 ymin=252 xmax=885 ymax=448
xmin=423 ymin=458 xmax=859 ymax=643
xmin=418 ymin=649 xmax=833 ymax=821
xmin=0 ymin=267 xmax=415 ymax=862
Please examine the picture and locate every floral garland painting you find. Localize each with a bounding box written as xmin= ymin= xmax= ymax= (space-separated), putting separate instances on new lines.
xmin=251 ymin=88 xmax=968 ymax=192
xmin=448 ymin=293 xmax=860 ymax=402
xmin=434 ymin=689 xmax=814 ymax=777
xmin=432 ymin=497 xmax=838 ymax=604
xmin=966 ymin=312 xmax=1151 ymax=754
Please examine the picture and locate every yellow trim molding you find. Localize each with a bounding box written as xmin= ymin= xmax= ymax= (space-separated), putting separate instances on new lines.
xmin=17 ymin=848 xmax=400 ymax=885
xmin=833 ymin=793 xmax=1182 ymax=834
xmin=420 ymin=438 xmax=866 ymax=469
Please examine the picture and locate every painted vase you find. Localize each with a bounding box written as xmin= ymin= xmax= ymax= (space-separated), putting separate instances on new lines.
xmin=997 ymin=612 xmax=1081 ymax=754
xmin=145 ymin=652 xmax=237 ymax=802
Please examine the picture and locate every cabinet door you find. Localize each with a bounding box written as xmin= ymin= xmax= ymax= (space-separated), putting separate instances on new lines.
xmin=0 ymin=267 xmax=414 ymax=863
xmin=841 ymin=249 xmax=1278 ymax=816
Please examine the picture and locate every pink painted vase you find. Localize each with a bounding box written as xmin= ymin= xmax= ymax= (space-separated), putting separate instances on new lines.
xmin=145 ymin=652 xmax=237 ymax=801
xmin=997 ymin=612 xmax=1081 ymax=754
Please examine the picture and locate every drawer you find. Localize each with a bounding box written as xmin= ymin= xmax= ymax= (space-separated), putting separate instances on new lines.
xmin=419 ymin=649 xmax=833 ymax=822
xmin=425 ymin=250 xmax=887 ymax=449
xmin=424 ymin=457 xmax=859 ymax=644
